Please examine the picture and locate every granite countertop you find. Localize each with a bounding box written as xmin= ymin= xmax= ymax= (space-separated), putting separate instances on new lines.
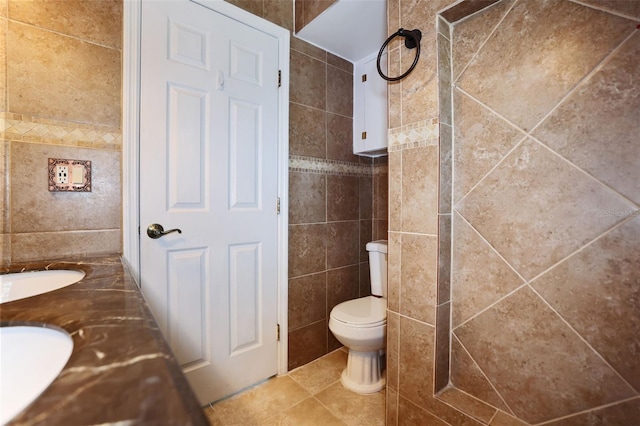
xmin=0 ymin=255 xmax=208 ymax=425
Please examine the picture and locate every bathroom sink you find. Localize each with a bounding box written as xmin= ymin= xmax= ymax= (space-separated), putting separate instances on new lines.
xmin=0 ymin=270 xmax=85 ymax=304
xmin=0 ymin=326 xmax=74 ymax=424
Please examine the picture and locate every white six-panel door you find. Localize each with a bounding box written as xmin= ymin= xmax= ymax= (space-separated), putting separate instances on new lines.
xmin=139 ymin=0 xmax=280 ymax=404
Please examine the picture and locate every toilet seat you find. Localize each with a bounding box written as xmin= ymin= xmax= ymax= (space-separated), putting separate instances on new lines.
xmin=330 ymin=296 xmax=386 ymax=328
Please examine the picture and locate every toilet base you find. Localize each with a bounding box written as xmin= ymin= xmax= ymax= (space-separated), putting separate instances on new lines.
xmin=340 ymin=349 xmax=386 ymax=394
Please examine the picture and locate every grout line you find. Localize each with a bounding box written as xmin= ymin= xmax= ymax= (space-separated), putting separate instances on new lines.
xmin=451 ymin=93 xmax=529 ymax=209
xmin=523 ymin=213 xmax=639 ymax=286
xmin=288 ymin=99 xmax=352 ymax=120
xmin=526 ymin=136 xmax=640 ymax=210
xmin=7 ymin=18 xmax=121 ymax=51
xmin=527 ymin=283 xmax=639 ymax=396
xmin=527 ymin=28 xmax=639 ymax=136
xmin=451 ymin=333 xmax=516 ymax=417
xmin=487 ymin=408 xmax=499 ymax=425
xmin=452 ymin=0 xmax=520 ymax=84
xmin=535 ymin=395 xmax=640 ymax=425
xmin=451 ymin=280 xmax=528 ymax=333
xmin=568 ymin=0 xmax=640 ymax=23
xmin=453 ymin=210 xmax=527 ymax=283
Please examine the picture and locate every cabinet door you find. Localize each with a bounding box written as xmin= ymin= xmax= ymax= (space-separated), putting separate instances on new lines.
xmin=353 ymin=53 xmax=388 ymax=156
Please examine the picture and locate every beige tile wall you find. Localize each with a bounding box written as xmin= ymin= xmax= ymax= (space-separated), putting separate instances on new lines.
xmin=227 ymin=0 xmax=389 ymax=370
xmin=1 ymin=1 xmax=122 ymax=264
xmin=387 ymin=0 xmax=640 ymax=424
xmin=293 ymin=0 xmax=336 ymax=33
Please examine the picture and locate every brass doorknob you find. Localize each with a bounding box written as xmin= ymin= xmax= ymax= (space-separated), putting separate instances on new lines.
xmin=147 ymin=223 xmax=182 ymax=239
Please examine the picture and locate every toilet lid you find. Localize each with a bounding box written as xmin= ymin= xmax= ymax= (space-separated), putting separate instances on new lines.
xmin=331 ymin=296 xmax=387 ymax=327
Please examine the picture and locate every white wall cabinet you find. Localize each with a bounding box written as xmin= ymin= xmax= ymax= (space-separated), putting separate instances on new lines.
xmin=353 ymin=52 xmax=388 ymax=157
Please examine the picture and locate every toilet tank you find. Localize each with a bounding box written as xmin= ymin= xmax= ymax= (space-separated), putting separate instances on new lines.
xmin=366 ymin=240 xmax=388 ymax=297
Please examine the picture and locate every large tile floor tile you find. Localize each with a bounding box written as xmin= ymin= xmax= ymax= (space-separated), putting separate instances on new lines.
xmin=289 ymin=349 xmax=348 ymax=394
xmin=315 ymin=382 xmax=385 ymax=426
xmin=206 ymin=376 xmax=311 ymax=425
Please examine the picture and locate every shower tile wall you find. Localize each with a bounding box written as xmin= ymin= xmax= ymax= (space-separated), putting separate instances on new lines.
xmin=0 ymin=0 xmax=122 ymax=264
xmin=227 ymin=0 xmax=388 ymax=370
xmin=293 ymin=0 xmax=336 ymax=32
xmin=387 ymin=0 xmax=640 ymax=424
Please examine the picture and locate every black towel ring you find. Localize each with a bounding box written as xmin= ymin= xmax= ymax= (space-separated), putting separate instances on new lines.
xmin=376 ymin=28 xmax=422 ymax=82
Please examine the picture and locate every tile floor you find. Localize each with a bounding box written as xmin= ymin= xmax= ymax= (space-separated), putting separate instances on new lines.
xmin=204 ymin=348 xmax=385 ymax=425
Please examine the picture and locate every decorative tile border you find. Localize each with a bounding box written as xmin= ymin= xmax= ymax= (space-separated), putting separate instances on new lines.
xmin=289 ymin=155 xmax=372 ymax=176
xmin=374 ymin=163 xmax=388 ymax=175
xmin=0 ymin=112 xmax=122 ymax=150
xmin=388 ymin=118 xmax=439 ymax=152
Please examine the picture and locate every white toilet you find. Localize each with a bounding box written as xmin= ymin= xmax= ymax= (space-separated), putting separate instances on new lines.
xmin=329 ymin=240 xmax=387 ymax=394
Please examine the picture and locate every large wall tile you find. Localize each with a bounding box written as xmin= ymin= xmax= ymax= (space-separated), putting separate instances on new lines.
xmin=290 ymin=50 xmax=326 ymax=110
xmin=11 ymin=142 xmax=121 ymax=233
xmin=387 ymin=231 xmax=401 ymax=312
xmin=288 ymin=224 xmax=326 ymax=278
xmin=436 ymin=387 xmax=496 ymax=424
xmin=327 ymin=175 xmax=359 ymax=221
xmin=533 ymin=32 xmax=640 ymax=205
xmin=542 ymin=398 xmax=640 ymax=426
xmin=387 ymin=311 xmax=400 ymax=391
xmin=326 ymin=265 xmax=359 ymax=314
xmin=288 ymin=272 xmax=326 ymax=331
xmin=8 ymin=0 xmax=122 ymax=49
xmin=327 ymin=113 xmax=357 ymax=162
xmin=290 ymin=36 xmax=326 ymax=61
xmin=457 ymin=138 xmax=634 ymax=280
xmin=388 ymin=151 xmax=401 ymax=231
xmin=400 ymin=233 xmax=437 ymax=325
xmin=289 ymin=102 xmax=326 ymax=158
xmin=289 ymin=172 xmax=326 ymax=224
xmin=455 ymin=286 xmax=635 ymax=424
xmin=450 ymin=335 xmax=511 ymax=413
xmin=579 ymin=0 xmax=640 ymax=19
xmin=327 ymin=52 xmax=352 ymax=73
xmin=326 ymin=221 xmax=359 ymax=269
xmin=401 ymin=146 xmax=438 ymax=234
xmin=7 ymin=21 xmax=121 ymax=127
xmin=452 ymin=89 xmax=525 ymax=204
xmin=440 ymin=0 xmax=501 ymax=24
xmin=11 ymin=230 xmax=121 ymax=262
xmin=326 ymin=65 xmax=352 ymax=117
xmin=401 ymin=44 xmax=438 ymax=126
xmin=264 ymin=0 xmax=293 ymax=31
xmin=457 ymin=0 xmax=634 ymax=131
xmin=0 ymin=17 xmax=6 ymax=112
xmin=374 ymin=169 xmax=388 ymax=220
xmin=288 ymin=320 xmax=327 ymax=370
xmin=359 ymin=219 xmax=372 ymax=262
xmin=489 ymin=411 xmax=529 ymax=426
xmin=387 ymin=48 xmax=401 ymax=129
xmin=397 ymin=396 xmax=449 ymax=426
xmin=451 ymin=212 xmax=524 ymax=327
xmin=386 ymin=387 xmax=398 ymax=426
xmin=359 ymin=176 xmax=373 ymax=221
xmin=450 ymin=0 xmax=516 ymax=81
xmin=531 ymin=217 xmax=640 ymax=390
xmin=358 ymin=260 xmax=370 ymax=297
xmin=399 ymin=316 xmax=435 ymax=406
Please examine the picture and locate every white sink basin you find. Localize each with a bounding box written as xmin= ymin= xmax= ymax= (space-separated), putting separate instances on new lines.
xmin=0 ymin=270 xmax=85 ymax=304
xmin=0 ymin=326 xmax=74 ymax=424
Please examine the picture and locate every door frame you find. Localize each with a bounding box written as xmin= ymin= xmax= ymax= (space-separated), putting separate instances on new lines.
xmin=122 ymin=0 xmax=290 ymax=376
